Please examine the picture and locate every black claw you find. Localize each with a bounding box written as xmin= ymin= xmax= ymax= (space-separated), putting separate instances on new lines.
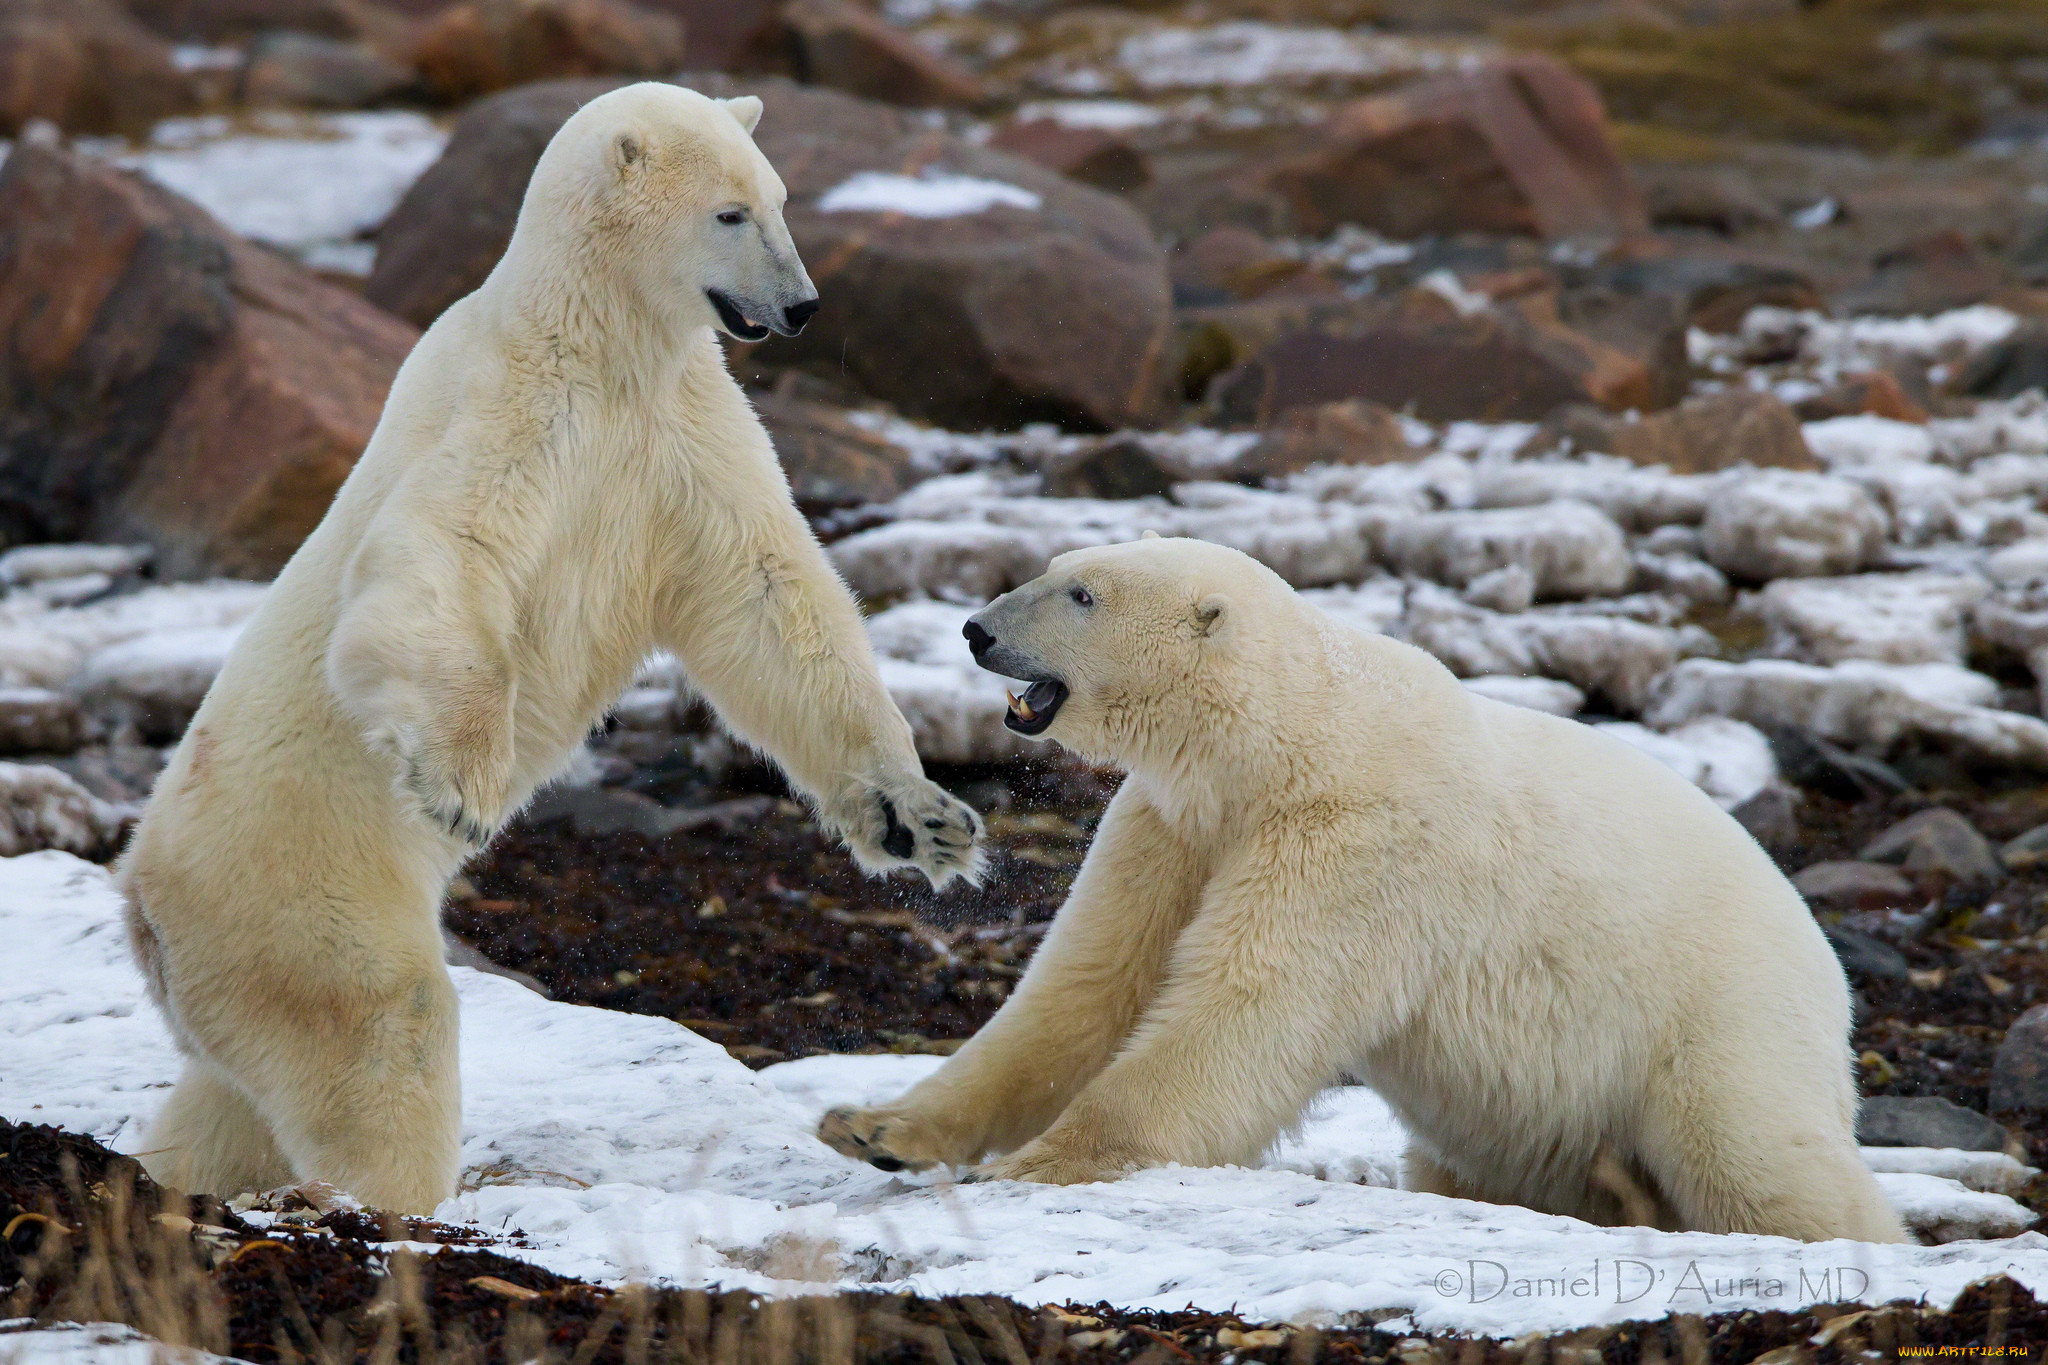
xmin=870 ymin=1155 xmax=905 ymax=1172
xmin=878 ymin=795 xmax=915 ymax=860
xmin=924 ymin=819 xmax=945 ymax=830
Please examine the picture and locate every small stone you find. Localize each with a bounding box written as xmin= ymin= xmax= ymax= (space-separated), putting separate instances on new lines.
xmin=1821 ymin=923 xmax=1910 ymax=981
xmin=1792 ymin=370 xmax=1928 ymax=424
xmin=1993 ymin=1005 xmax=2048 ymax=1111
xmin=1768 ymin=727 xmax=1911 ymax=802
xmin=241 ymin=30 xmax=413 ymax=108
xmin=1243 ymin=400 xmax=1414 ymax=480
xmin=1699 ymin=470 xmax=1888 ymax=582
xmin=1859 ymin=808 xmax=2003 ymax=886
xmin=1040 ymin=440 xmax=1176 ymax=501
xmin=1794 ymin=861 xmax=1917 ymax=911
xmin=987 ymin=119 xmax=1148 ymax=194
xmin=1729 ymin=783 xmax=1800 ymax=845
xmin=2000 ymin=823 xmax=2048 ymax=871
xmin=1463 ymin=564 xmax=1535 ymax=614
xmin=1857 ymin=1095 xmax=2009 ymax=1151
xmin=0 ymin=687 xmax=85 ymax=755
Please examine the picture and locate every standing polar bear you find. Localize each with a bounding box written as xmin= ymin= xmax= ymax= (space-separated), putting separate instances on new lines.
xmin=820 ymin=537 xmax=1904 ymax=1243
xmin=119 ymin=83 xmax=983 ymax=1214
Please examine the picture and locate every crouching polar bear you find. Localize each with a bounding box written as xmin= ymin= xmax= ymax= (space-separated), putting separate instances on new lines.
xmin=821 ymin=537 xmax=1903 ymax=1243
xmin=119 ymin=82 xmax=983 ymax=1214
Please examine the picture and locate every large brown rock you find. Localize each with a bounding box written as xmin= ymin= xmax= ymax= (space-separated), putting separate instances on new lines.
xmin=1266 ymin=53 xmax=1646 ymax=241
xmin=123 ymin=0 xmax=424 ymax=41
xmin=0 ymin=144 xmax=418 ymax=579
xmin=0 ymin=0 xmax=196 ymax=137
xmin=367 ymin=76 xmax=1173 ymax=431
xmin=411 ymin=0 xmax=686 ymax=103
xmin=1536 ymin=389 xmax=1819 ymax=475
xmin=754 ymin=0 xmax=981 ymax=110
xmin=1209 ymin=290 xmax=1651 ymax=426
xmin=751 ymin=389 xmax=917 ymax=514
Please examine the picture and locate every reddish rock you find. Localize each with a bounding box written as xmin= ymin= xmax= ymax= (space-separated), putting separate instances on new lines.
xmin=751 ymin=389 xmax=917 ymax=514
xmin=1209 ymin=290 xmax=1652 ymax=426
xmin=648 ymin=0 xmax=780 ymax=71
xmin=1246 ymin=400 xmax=1414 ymax=479
xmin=1791 ymin=860 xmax=1916 ymax=911
xmin=369 ymin=77 xmax=1172 ymax=432
xmin=0 ymin=144 xmax=418 ymax=579
xmin=123 ymin=0 xmax=420 ymax=42
xmin=1835 ymin=230 xmax=2014 ymax=319
xmin=1266 ymin=53 xmax=1647 ymax=241
xmin=758 ymin=0 xmax=981 ymax=109
xmin=0 ymin=0 xmax=196 ymax=136
xmin=411 ymin=0 xmax=686 ymax=103
xmin=988 ymin=119 xmax=1148 ymax=194
xmin=1793 ymin=370 xmax=1929 ymax=424
xmin=241 ymin=30 xmax=414 ymax=108
xmin=1537 ymin=389 xmax=1819 ymax=475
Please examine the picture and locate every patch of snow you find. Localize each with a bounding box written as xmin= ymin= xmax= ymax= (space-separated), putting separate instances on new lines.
xmin=0 ymin=545 xmax=148 ymax=587
xmin=817 ymin=171 xmax=1041 ymax=218
xmin=1646 ymin=658 xmax=2048 ymax=770
xmin=1012 ymin=100 xmax=1167 ymax=130
xmin=1461 ymin=675 xmax=1585 ymax=717
xmin=1371 ymin=501 xmax=1632 ymax=600
xmin=1803 ymin=415 xmax=1938 ymax=468
xmin=1748 ymin=571 xmax=1989 ymax=666
xmin=1701 ymin=470 xmax=1888 ymax=581
xmin=1592 ymin=718 xmax=1778 ymax=810
xmin=0 ymin=1322 xmax=235 ymax=1365
xmin=1114 ymin=22 xmax=1480 ymax=90
xmin=0 ymin=582 xmax=266 ymax=693
xmin=1861 ymin=1148 xmax=2037 ymax=1197
xmin=3 ymin=853 xmax=2044 ymax=1336
xmin=1401 ymin=585 xmax=1696 ymax=714
xmin=97 ymin=111 xmax=447 ymax=263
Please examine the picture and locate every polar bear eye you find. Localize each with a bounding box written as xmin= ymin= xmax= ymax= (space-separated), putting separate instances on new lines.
xmin=716 ymin=208 xmax=748 ymax=226
xmin=1071 ymin=586 xmax=1092 ymax=607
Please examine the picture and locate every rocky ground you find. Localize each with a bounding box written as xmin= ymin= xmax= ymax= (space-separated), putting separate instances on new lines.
xmin=6 ymin=0 xmax=2048 ymax=1355
xmin=5 ymin=1117 xmax=2047 ymax=1364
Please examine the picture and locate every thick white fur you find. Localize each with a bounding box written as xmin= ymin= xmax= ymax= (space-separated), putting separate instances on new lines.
xmin=120 ymin=83 xmax=981 ymax=1214
xmin=819 ymin=538 xmax=1904 ymax=1243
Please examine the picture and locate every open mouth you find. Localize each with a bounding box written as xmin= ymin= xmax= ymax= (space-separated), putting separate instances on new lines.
xmin=706 ymin=289 xmax=770 ymax=342
xmin=1003 ymin=678 xmax=1068 ymax=735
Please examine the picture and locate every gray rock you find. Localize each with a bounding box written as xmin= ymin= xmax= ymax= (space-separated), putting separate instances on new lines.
xmin=1993 ymin=1003 xmax=2048 ymax=1112
xmin=1795 ymin=860 xmax=1916 ymax=911
xmin=522 ymin=786 xmax=777 ymax=841
xmin=0 ymin=687 xmax=85 ymax=755
xmin=1729 ymin=783 xmax=1799 ymax=845
xmin=2003 ymin=823 xmax=2048 ymax=871
xmin=1769 ymin=727 xmax=1911 ymax=801
xmin=443 ymin=932 xmax=549 ymax=998
xmin=1859 ymin=808 xmax=2003 ymax=886
xmin=1857 ymin=1095 xmax=2008 ymax=1151
xmin=1822 ymin=923 xmax=1910 ymax=982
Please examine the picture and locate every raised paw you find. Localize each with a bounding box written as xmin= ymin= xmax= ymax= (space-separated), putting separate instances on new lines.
xmin=844 ymin=772 xmax=986 ymax=891
xmin=400 ymin=744 xmax=508 ymax=849
xmin=816 ymin=1105 xmax=970 ymax=1173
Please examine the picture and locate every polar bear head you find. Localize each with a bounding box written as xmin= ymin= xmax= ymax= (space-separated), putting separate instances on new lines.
xmin=513 ymin=81 xmax=818 ymax=341
xmin=963 ymin=537 xmax=1297 ymax=772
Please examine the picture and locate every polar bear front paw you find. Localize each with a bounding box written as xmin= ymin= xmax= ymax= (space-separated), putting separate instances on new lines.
xmin=817 ymin=1105 xmax=974 ymax=1172
xmin=967 ymin=1139 xmax=1133 ymax=1187
xmin=843 ymin=772 xmax=985 ymax=890
xmin=399 ymin=742 xmax=510 ymax=849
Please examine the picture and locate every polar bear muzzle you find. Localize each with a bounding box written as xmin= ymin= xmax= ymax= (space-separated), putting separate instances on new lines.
xmin=963 ymin=615 xmax=1068 ymax=735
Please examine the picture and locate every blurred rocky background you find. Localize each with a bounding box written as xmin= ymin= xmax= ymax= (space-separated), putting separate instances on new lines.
xmin=7 ymin=0 xmax=2048 ymax=1192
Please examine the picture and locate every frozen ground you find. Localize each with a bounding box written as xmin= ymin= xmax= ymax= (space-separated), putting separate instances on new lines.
xmin=3 ymin=851 xmax=2043 ymax=1340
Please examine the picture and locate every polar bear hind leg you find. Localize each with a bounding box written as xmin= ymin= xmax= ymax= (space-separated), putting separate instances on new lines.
xmin=1637 ymin=1080 xmax=1906 ymax=1242
xmin=143 ymin=1064 xmax=295 ymax=1198
xmin=156 ymin=934 xmax=463 ymax=1214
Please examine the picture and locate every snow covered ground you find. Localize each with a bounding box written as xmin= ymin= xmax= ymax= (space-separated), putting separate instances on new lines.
xmin=3 ymin=851 xmax=2043 ymax=1341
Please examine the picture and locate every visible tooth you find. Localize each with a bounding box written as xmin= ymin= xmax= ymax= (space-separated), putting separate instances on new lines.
xmin=1007 ymin=689 xmax=1035 ymax=721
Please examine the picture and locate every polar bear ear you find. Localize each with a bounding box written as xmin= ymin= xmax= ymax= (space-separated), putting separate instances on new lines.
xmin=1194 ymin=593 xmax=1232 ymax=642
xmin=724 ymin=96 xmax=764 ymax=134
xmin=614 ymin=132 xmax=645 ymax=173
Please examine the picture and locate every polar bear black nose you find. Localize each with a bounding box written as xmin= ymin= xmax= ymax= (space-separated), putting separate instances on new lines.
xmin=783 ymin=297 xmax=820 ymax=333
xmin=962 ymin=619 xmax=994 ymax=658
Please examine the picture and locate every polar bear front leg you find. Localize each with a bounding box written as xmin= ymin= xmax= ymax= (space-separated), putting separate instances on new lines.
xmin=327 ymin=558 xmax=518 ymax=847
xmin=974 ymin=868 xmax=1403 ymax=1185
xmin=820 ymin=785 xmax=1206 ymax=1170
xmin=662 ymin=495 xmax=984 ymax=887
